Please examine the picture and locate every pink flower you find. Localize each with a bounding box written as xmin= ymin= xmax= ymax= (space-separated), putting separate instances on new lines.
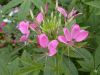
xmin=57 ymin=6 xmax=81 ymax=19
xmin=68 ymin=8 xmax=81 ymax=19
xmin=17 ymin=21 xmax=30 ymax=42
xmin=58 ymin=24 xmax=89 ymax=46
xmin=36 ymin=12 xmax=44 ymax=24
xmin=30 ymin=12 xmax=44 ymax=31
xmin=38 ymin=34 xmax=58 ymax=56
xmin=19 ymin=33 xmax=30 ymax=42
xmin=57 ymin=6 xmax=67 ymax=18
xmin=29 ymin=22 xmax=37 ymax=31
xmin=0 ymin=22 xmax=7 ymax=33
xmin=17 ymin=21 xmax=29 ymax=34
xmin=0 ymin=22 xmax=7 ymax=27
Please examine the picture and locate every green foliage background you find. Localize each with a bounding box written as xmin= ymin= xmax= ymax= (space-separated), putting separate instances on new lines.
xmin=0 ymin=0 xmax=100 ymax=75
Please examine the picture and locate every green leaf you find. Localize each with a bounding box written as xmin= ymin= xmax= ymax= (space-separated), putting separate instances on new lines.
xmin=7 ymin=58 xmax=20 ymax=75
xmin=86 ymin=1 xmax=100 ymax=9
xmin=65 ymin=47 xmax=94 ymax=72
xmin=31 ymin=0 xmax=44 ymax=9
xmin=17 ymin=0 xmax=31 ymax=20
xmin=95 ymin=45 xmax=100 ymax=69
xmin=63 ymin=56 xmax=78 ymax=75
xmin=96 ymin=10 xmax=100 ymax=15
xmin=75 ymin=48 xmax=94 ymax=72
xmin=0 ymin=60 xmax=10 ymax=75
xmin=1 ymin=0 xmax=23 ymax=13
xmin=44 ymin=57 xmax=56 ymax=75
xmin=94 ymin=36 xmax=100 ymax=75
xmin=15 ymin=63 xmax=42 ymax=75
xmin=20 ymin=50 xmax=33 ymax=65
xmin=65 ymin=47 xmax=93 ymax=59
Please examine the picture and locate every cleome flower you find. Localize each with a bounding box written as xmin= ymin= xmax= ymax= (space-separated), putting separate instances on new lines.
xmin=56 ymin=6 xmax=67 ymax=18
xmin=57 ymin=6 xmax=81 ymax=19
xmin=17 ymin=21 xmax=30 ymax=42
xmin=58 ymin=24 xmax=89 ymax=46
xmin=30 ymin=12 xmax=44 ymax=31
xmin=38 ymin=34 xmax=58 ymax=56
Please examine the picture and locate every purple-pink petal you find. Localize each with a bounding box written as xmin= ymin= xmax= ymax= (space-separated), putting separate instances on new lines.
xmin=75 ymin=30 xmax=89 ymax=42
xmin=0 ymin=22 xmax=7 ymax=27
xmin=29 ymin=23 xmax=37 ymax=31
xmin=58 ymin=35 xmax=67 ymax=44
xmin=57 ymin=6 xmax=67 ymax=17
xmin=0 ymin=27 xmax=3 ymax=32
xmin=63 ymin=28 xmax=72 ymax=41
xmin=45 ymin=3 xmax=48 ymax=13
xmin=19 ymin=31 xmax=30 ymax=42
xmin=68 ymin=8 xmax=80 ymax=19
xmin=38 ymin=34 xmax=49 ymax=48
xmin=19 ymin=35 xmax=28 ymax=42
xmin=71 ymin=24 xmax=80 ymax=39
xmin=48 ymin=40 xmax=58 ymax=56
xmin=17 ymin=21 xmax=29 ymax=34
xmin=36 ymin=12 xmax=43 ymax=24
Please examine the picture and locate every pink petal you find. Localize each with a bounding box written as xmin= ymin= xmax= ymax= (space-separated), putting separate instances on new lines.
xmin=0 ymin=22 xmax=7 ymax=27
xmin=48 ymin=40 xmax=58 ymax=56
xmin=57 ymin=6 xmax=67 ymax=17
xmin=75 ymin=30 xmax=89 ymax=42
xmin=19 ymin=31 xmax=30 ymax=42
xmin=45 ymin=3 xmax=48 ymax=13
xmin=17 ymin=21 xmax=29 ymax=34
xmin=38 ymin=34 xmax=49 ymax=48
xmin=19 ymin=35 xmax=28 ymax=42
xmin=29 ymin=23 xmax=37 ymax=31
xmin=26 ymin=30 xmax=30 ymax=37
xmin=66 ymin=41 xmax=74 ymax=46
xmin=68 ymin=8 xmax=76 ymax=18
xmin=63 ymin=28 xmax=72 ymax=41
xmin=58 ymin=35 xmax=67 ymax=44
xmin=71 ymin=24 xmax=80 ymax=39
xmin=68 ymin=8 xmax=81 ymax=19
xmin=0 ymin=27 xmax=3 ymax=32
xmin=36 ymin=12 xmax=43 ymax=24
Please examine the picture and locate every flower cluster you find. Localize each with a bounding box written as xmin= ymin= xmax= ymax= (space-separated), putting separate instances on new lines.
xmin=17 ymin=5 xmax=89 ymax=57
xmin=17 ymin=12 xmax=44 ymax=42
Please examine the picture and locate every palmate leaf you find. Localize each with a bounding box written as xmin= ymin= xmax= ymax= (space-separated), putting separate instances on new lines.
xmin=65 ymin=47 xmax=93 ymax=59
xmin=15 ymin=50 xmax=43 ymax=75
xmin=43 ymin=55 xmax=78 ymax=75
xmin=69 ymin=48 xmax=94 ymax=72
xmin=20 ymin=50 xmax=33 ymax=65
xmin=15 ymin=65 xmax=42 ymax=75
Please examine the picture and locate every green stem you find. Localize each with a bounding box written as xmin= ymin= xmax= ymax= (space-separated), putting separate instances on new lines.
xmin=67 ymin=46 xmax=70 ymax=67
